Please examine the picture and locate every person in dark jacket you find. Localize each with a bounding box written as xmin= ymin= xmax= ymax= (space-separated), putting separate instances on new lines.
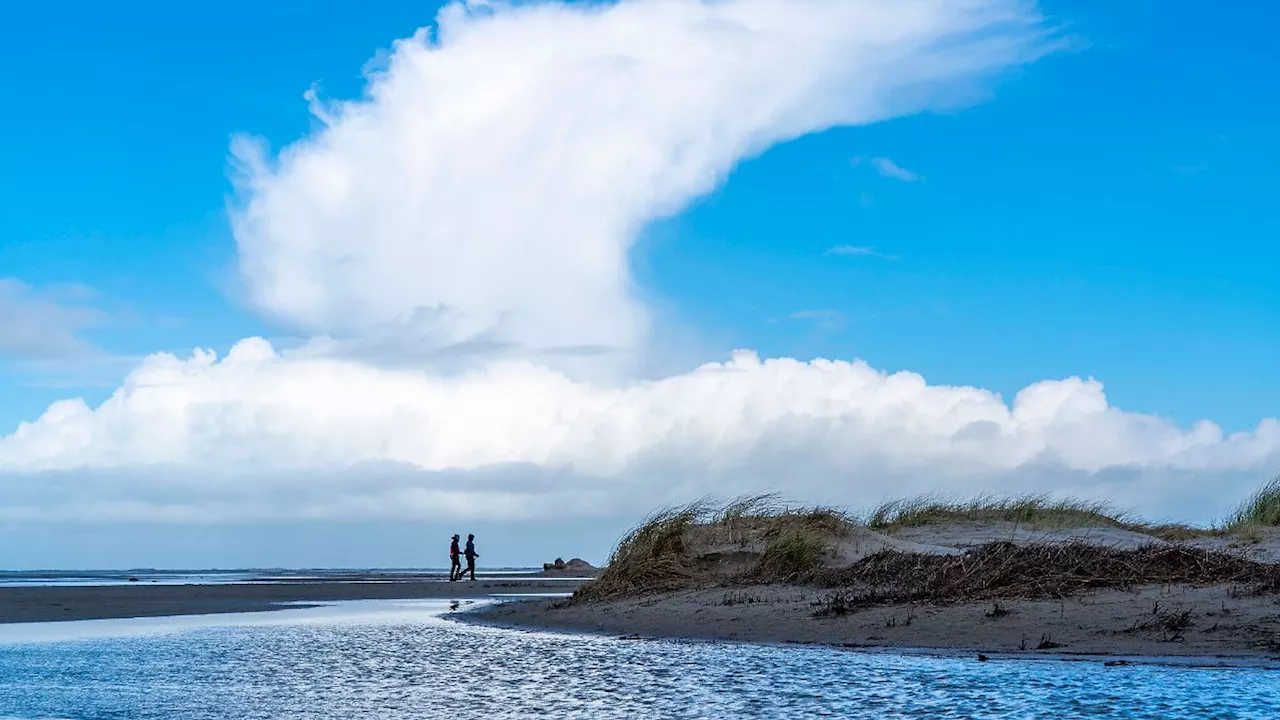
xmin=461 ymin=534 xmax=479 ymax=581
xmin=449 ymin=534 xmax=462 ymax=582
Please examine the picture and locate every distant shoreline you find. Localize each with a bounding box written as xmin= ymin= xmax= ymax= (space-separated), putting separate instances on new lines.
xmin=0 ymin=575 xmax=588 ymax=624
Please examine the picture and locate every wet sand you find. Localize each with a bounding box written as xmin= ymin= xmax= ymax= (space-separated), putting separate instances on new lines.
xmin=0 ymin=576 xmax=586 ymax=624
xmin=470 ymin=583 xmax=1280 ymax=659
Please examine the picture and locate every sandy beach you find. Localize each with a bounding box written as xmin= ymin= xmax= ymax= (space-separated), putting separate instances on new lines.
xmin=466 ymin=494 xmax=1280 ymax=659
xmin=472 ymin=582 xmax=1280 ymax=658
xmin=0 ymin=575 xmax=587 ymax=624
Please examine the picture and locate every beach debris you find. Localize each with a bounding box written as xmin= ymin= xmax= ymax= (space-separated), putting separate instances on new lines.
xmin=810 ymin=542 xmax=1280 ymax=607
xmin=881 ymin=610 xmax=916 ymax=627
xmin=1116 ymin=606 xmax=1195 ymax=642
xmin=1035 ymin=634 xmax=1064 ymax=650
xmin=719 ymin=591 xmax=762 ymax=606
xmin=811 ymin=593 xmax=853 ymax=618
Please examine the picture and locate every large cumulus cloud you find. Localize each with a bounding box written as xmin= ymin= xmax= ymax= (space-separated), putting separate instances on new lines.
xmin=229 ymin=0 xmax=1048 ymax=371
xmin=2 ymin=339 xmax=1276 ymax=523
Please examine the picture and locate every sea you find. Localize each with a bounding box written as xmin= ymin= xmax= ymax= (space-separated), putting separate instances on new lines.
xmin=1 ymin=593 xmax=1277 ymax=719
xmin=0 ymin=569 xmax=545 ymax=588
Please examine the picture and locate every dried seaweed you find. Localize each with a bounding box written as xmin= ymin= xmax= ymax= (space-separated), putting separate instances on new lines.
xmin=807 ymin=541 xmax=1280 ymax=609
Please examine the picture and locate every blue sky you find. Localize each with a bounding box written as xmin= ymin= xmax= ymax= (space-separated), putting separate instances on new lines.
xmin=646 ymin=0 xmax=1279 ymax=432
xmin=1 ymin=0 xmax=1278 ymax=567
xmin=3 ymin=0 xmax=1276 ymax=433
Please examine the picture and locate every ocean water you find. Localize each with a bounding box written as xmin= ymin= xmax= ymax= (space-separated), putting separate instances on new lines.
xmin=0 ymin=600 xmax=1276 ymax=719
xmin=0 ymin=569 xmax=554 ymax=588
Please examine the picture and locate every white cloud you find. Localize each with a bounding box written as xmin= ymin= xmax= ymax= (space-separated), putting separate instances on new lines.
xmin=825 ymin=245 xmax=899 ymax=260
xmin=826 ymin=245 xmax=877 ymax=256
xmin=789 ymin=309 xmax=848 ymax=331
xmin=0 ymin=279 xmax=106 ymax=361
xmin=871 ymin=156 xmax=921 ymax=181
xmin=10 ymin=1 xmax=1274 ymax=530
xmin=851 ymin=155 xmax=920 ymax=182
xmin=229 ymin=0 xmax=1045 ymax=374
xmin=1 ymin=339 xmax=1276 ymax=524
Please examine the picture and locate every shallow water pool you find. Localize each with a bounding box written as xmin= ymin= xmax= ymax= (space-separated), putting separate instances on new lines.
xmin=0 ymin=599 xmax=1275 ymax=719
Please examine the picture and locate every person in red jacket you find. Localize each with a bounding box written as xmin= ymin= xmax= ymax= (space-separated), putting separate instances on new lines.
xmin=448 ymin=534 xmax=462 ymax=582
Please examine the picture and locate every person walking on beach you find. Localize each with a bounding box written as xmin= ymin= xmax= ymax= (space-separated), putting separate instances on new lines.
xmin=461 ymin=533 xmax=479 ymax=582
xmin=449 ymin=534 xmax=463 ymax=582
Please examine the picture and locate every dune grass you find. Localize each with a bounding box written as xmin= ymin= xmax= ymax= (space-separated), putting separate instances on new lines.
xmin=570 ymin=501 xmax=709 ymax=602
xmin=754 ymin=508 xmax=854 ymax=581
xmin=1225 ymin=475 xmax=1280 ymax=533
xmin=866 ymin=494 xmax=1132 ymax=530
xmin=573 ymin=479 xmax=1280 ymax=603
xmin=572 ymin=495 xmax=854 ymax=602
xmin=1142 ymin=523 xmax=1222 ymax=542
xmin=865 ymin=493 xmax=1216 ymax=540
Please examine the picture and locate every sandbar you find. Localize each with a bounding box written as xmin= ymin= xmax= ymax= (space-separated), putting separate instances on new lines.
xmin=0 ymin=575 xmax=587 ymax=624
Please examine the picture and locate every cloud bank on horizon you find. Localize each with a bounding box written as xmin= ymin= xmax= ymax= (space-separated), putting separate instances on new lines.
xmin=3 ymin=0 xmax=1277 ymax=525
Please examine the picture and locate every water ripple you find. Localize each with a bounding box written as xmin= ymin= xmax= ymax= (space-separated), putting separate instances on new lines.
xmin=0 ymin=600 xmax=1275 ymax=719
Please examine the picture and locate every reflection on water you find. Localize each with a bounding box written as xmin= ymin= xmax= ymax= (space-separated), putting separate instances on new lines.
xmin=0 ymin=600 xmax=1275 ymax=719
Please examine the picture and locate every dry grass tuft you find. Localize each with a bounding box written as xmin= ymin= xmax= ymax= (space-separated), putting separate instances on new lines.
xmin=867 ymin=494 xmax=1131 ymax=530
xmin=866 ymin=493 xmax=1218 ymax=540
xmin=751 ymin=506 xmax=856 ymax=581
xmin=572 ymin=496 xmax=854 ymax=603
xmin=570 ymin=501 xmax=710 ymax=603
xmin=1225 ymin=475 xmax=1280 ymax=533
xmin=753 ymin=528 xmax=825 ymax=580
xmin=1141 ymin=523 xmax=1221 ymax=541
xmin=810 ymin=541 xmax=1279 ymax=610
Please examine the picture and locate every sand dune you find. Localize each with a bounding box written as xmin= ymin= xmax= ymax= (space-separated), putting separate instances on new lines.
xmin=466 ymin=497 xmax=1280 ymax=659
